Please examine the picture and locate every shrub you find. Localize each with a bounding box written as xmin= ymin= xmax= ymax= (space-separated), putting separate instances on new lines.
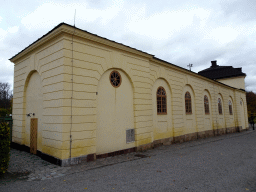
xmin=0 ymin=122 xmax=10 ymax=174
xmin=0 ymin=108 xmax=8 ymax=117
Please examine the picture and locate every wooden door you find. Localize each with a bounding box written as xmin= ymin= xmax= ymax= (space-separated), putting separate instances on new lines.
xmin=30 ymin=118 xmax=38 ymax=154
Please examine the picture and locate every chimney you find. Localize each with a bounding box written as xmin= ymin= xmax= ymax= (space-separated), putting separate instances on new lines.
xmin=237 ymin=68 xmax=242 ymax=72
xmin=211 ymin=60 xmax=217 ymax=68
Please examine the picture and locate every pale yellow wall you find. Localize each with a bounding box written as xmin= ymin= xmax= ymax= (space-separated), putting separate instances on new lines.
xmin=152 ymin=78 xmax=173 ymax=140
xmin=62 ymin=34 xmax=152 ymax=157
xmin=217 ymin=94 xmax=226 ymax=128
xmin=12 ymin=57 xmax=29 ymax=145
xmin=149 ymin=63 xmax=184 ymax=137
xmin=217 ymin=76 xmax=245 ymax=90
xmin=96 ymin=69 xmax=135 ymax=154
xmin=227 ymin=96 xmax=235 ymax=127
xmin=24 ymin=71 xmax=43 ymax=151
xmin=239 ymin=98 xmax=248 ymax=129
xmin=203 ymin=90 xmax=212 ymax=131
xmin=12 ymin=36 xmax=69 ymax=160
xmin=182 ymin=85 xmax=197 ymax=134
xmin=12 ymin=25 xmax=249 ymax=162
xmin=148 ymin=62 xmax=248 ymax=136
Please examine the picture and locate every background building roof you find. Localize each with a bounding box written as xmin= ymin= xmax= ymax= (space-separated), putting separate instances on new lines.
xmin=198 ymin=60 xmax=246 ymax=80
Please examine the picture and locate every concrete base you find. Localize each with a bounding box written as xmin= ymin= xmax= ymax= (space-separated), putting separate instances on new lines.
xmin=136 ymin=143 xmax=154 ymax=152
xmin=11 ymin=126 xmax=248 ymax=166
xmin=11 ymin=142 xmax=87 ymax=166
xmin=96 ymin=147 xmax=136 ymax=159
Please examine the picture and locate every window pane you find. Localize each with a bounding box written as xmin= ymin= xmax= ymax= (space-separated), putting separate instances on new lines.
xmin=157 ymin=87 xmax=167 ymax=114
xmin=218 ymin=98 xmax=222 ymax=114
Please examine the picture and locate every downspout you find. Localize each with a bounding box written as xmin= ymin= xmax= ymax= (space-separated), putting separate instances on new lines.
xmin=70 ymin=15 xmax=76 ymax=164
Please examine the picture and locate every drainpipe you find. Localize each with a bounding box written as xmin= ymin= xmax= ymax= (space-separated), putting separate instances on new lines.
xmin=70 ymin=22 xmax=76 ymax=164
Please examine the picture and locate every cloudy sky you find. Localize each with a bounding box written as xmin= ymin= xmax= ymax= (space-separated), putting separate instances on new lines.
xmin=1 ymin=0 xmax=256 ymax=93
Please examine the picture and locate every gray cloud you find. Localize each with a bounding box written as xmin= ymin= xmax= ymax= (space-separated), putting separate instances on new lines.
xmin=221 ymin=0 xmax=256 ymax=21
xmin=1 ymin=0 xmax=256 ymax=93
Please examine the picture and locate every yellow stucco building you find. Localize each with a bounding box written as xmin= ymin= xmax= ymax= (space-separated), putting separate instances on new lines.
xmin=10 ymin=23 xmax=249 ymax=166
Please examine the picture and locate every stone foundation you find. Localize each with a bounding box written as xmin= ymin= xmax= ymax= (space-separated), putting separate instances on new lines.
xmin=96 ymin=147 xmax=136 ymax=159
xmin=198 ymin=130 xmax=214 ymax=139
xmin=11 ymin=126 xmax=248 ymax=166
xmin=173 ymin=126 xmax=243 ymax=143
xmin=136 ymin=143 xmax=154 ymax=152
xmin=152 ymin=137 xmax=173 ymax=148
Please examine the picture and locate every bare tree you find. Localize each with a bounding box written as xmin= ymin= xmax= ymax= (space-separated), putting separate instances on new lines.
xmin=0 ymin=82 xmax=13 ymax=109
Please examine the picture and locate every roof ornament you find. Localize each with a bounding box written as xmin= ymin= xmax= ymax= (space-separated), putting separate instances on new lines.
xmin=187 ymin=63 xmax=193 ymax=71
xmin=74 ymin=9 xmax=76 ymax=27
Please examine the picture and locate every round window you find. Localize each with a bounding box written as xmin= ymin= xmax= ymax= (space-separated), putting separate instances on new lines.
xmin=110 ymin=71 xmax=122 ymax=87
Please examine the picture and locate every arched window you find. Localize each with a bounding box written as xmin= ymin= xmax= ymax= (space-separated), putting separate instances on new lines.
xmin=185 ymin=92 xmax=192 ymax=114
xmin=218 ymin=98 xmax=222 ymax=115
xmin=229 ymin=100 xmax=233 ymax=115
xmin=204 ymin=95 xmax=209 ymax=114
xmin=157 ymin=87 xmax=167 ymax=114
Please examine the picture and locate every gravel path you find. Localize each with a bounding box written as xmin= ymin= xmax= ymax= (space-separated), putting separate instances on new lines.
xmin=1 ymin=128 xmax=256 ymax=191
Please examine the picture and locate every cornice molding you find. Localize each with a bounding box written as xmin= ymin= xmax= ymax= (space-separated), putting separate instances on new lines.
xmin=61 ymin=25 xmax=153 ymax=59
xmin=150 ymin=58 xmax=245 ymax=92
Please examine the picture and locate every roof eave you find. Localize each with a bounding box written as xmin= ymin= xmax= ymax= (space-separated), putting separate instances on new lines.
xmin=214 ymin=74 xmax=246 ymax=80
